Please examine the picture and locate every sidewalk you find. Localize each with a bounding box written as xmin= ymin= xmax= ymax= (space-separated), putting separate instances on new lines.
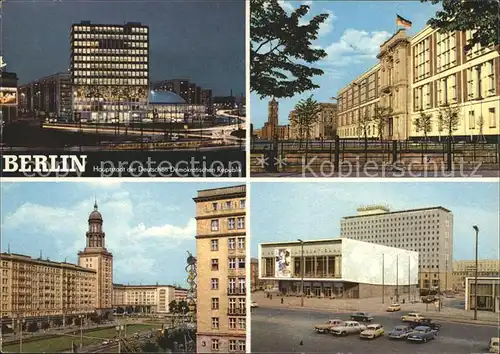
xmin=252 ymin=291 xmax=499 ymax=326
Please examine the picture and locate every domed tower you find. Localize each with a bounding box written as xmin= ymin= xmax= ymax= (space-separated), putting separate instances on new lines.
xmin=78 ymin=200 xmax=113 ymax=312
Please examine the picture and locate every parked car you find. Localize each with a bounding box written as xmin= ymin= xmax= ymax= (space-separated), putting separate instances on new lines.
xmin=401 ymin=312 xmax=426 ymax=322
xmin=406 ymin=326 xmax=437 ymax=343
xmin=388 ymin=325 xmax=413 ymax=339
xmin=489 ymin=337 xmax=500 ymax=353
xmin=422 ymin=295 xmax=438 ymax=303
xmin=313 ymin=319 xmax=344 ymax=333
xmin=331 ymin=321 xmax=367 ymax=336
xmin=250 ymin=301 xmax=258 ymax=308
xmin=359 ymin=324 xmax=384 ymax=339
xmin=349 ymin=312 xmax=374 ymax=322
xmin=386 ymin=303 xmax=401 ymax=312
xmin=410 ymin=318 xmax=441 ymax=331
xmin=101 ymin=340 xmax=110 ymax=345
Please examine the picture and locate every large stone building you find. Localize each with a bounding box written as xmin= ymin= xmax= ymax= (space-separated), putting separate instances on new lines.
xmin=194 ymin=185 xmax=247 ymax=353
xmin=77 ymin=201 xmax=113 ymax=312
xmin=337 ymin=26 xmax=500 ymax=142
xmin=452 ymin=260 xmax=500 ymax=290
xmin=259 ymin=238 xmax=418 ymax=299
xmin=289 ymin=102 xmax=338 ymax=140
xmin=256 ymin=98 xmax=291 ymax=140
xmin=112 ymin=284 xmax=184 ymax=313
xmin=340 ymin=205 xmax=453 ymax=291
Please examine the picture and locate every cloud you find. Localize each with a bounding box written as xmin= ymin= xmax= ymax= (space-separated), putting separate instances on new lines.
xmin=0 ymin=183 xmax=19 ymax=194
xmin=85 ymin=180 xmax=122 ymax=188
xmin=318 ymin=10 xmax=336 ymax=37
xmin=323 ymin=29 xmax=392 ymax=66
xmin=277 ymin=0 xmax=294 ymax=12
xmin=129 ymin=219 xmax=196 ymax=240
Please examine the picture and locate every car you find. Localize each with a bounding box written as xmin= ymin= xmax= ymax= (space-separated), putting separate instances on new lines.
xmin=313 ymin=319 xmax=344 ymax=333
xmin=406 ymin=326 xmax=437 ymax=343
xmin=349 ymin=312 xmax=373 ymax=322
xmin=101 ymin=340 xmax=110 ymax=345
xmin=388 ymin=325 xmax=413 ymax=339
xmin=330 ymin=321 xmax=367 ymax=336
xmin=410 ymin=318 xmax=441 ymax=331
xmin=489 ymin=337 xmax=500 ymax=353
xmin=250 ymin=301 xmax=258 ymax=308
xmin=401 ymin=312 xmax=426 ymax=322
xmin=386 ymin=303 xmax=401 ymax=312
xmin=359 ymin=324 xmax=384 ymax=339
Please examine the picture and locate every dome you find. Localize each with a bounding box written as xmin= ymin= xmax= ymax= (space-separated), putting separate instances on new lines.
xmin=89 ymin=201 xmax=102 ymax=221
xmin=149 ymin=90 xmax=186 ymax=104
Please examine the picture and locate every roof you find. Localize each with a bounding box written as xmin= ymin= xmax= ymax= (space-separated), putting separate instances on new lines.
xmin=342 ymin=206 xmax=452 ymax=220
xmin=260 ymin=238 xmax=342 ymax=246
xmin=149 ymin=91 xmax=186 ymax=104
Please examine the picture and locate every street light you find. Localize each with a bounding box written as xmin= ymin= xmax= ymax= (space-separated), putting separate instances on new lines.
xmin=297 ymin=239 xmax=305 ymax=307
xmin=79 ymin=314 xmax=85 ymax=349
xmin=17 ymin=317 xmax=26 ymax=353
xmin=473 ymin=225 xmax=479 ymax=320
xmin=116 ymin=324 xmax=124 ymax=353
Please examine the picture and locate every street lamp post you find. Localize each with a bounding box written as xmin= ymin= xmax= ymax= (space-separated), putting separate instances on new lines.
xmin=79 ymin=314 xmax=84 ymax=349
xmin=473 ymin=225 xmax=479 ymax=320
xmin=18 ymin=317 xmax=26 ymax=353
xmin=116 ymin=324 xmax=124 ymax=353
xmin=297 ymin=239 xmax=305 ymax=307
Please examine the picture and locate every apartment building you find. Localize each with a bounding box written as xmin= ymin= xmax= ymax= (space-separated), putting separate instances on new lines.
xmin=194 ymin=185 xmax=247 ymax=353
xmin=112 ymin=284 xmax=176 ymax=313
xmin=337 ymin=26 xmax=500 ymax=141
xmin=0 ymin=253 xmax=97 ymax=320
xmin=174 ymin=287 xmax=189 ymax=302
xmin=340 ymin=205 xmax=453 ymax=290
xmin=452 ymin=260 xmax=500 ymax=290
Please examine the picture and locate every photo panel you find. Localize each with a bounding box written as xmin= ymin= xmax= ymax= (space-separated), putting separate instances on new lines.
xmin=250 ymin=181 xmax=499 ymax=353
xmin=0 ymin=0 xmax=246 ymax=178
xmin=0 ymin=181 xmax=248 ymax=353
xmin=249 ymin=0 xmax=500 ymax=178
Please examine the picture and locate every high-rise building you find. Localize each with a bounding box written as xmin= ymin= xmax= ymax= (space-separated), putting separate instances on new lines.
xmin=194 ymin=185 xmax=247 ymax=353
xmin=340 ymin=205 xmax=453 ymax=290
xmin=201 ymin=89 xmax=213 ymax=115
xmin=78 ymin=201 xmax=113 ymax=312
xmin=70 ymin=21 xmax=149 ymax=122
xmin=452 ymin=260 xmax=500 ymax=290
xmin=336 ymin=26 xmax=500 ymax=141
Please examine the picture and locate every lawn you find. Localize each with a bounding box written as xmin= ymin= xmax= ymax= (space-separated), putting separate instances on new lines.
xmin=4 ymin=324 xmax=159 ymax=353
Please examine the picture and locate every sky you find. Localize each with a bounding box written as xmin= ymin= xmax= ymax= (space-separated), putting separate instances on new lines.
xmin=251 ymin=182 xmax=500 ymax=261
xmin=251 ymin=0 xmax=442 ymax=128
xmin=2 ymin=0 xmax=245 ymax=96
xmin=0 ymin=181 xmax=241 ymax=287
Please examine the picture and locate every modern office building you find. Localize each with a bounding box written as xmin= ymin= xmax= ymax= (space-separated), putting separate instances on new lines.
xmin=70 ymin=21 xmax=149 ymax=122
xmin=259 ymin=238 xmax=418 ymax=299
xmin=112 ymin=284 xmax=179 ymax=313
xmin=194 ymin=185 xmax=247 ymax=353
xmin=464 ymin=277 xmax=500 ymax=312
xmin=0 ymin=253 xmax=97 ymax=321
xmin=336 ymin=26 xmax=500 ymax=141
xmin=17 ymin=73 xmax=72 ymax=119
xmin=77 ymin=201 xmax=114 ymax=312
xmin=340 ymin=205 xmax=453 ymax=290
xmin=452 ymin=260 xmax=500 ymax=290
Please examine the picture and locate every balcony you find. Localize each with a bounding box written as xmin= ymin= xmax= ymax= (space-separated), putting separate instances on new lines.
xmin=227 ymin=308 xmax=246 ymax=316
xmin=227 ymin=287 xmax=246 ymax=296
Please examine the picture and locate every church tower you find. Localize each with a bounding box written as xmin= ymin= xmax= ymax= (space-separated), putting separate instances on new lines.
xmin=78 ymin=200 xmax=113 ymax=311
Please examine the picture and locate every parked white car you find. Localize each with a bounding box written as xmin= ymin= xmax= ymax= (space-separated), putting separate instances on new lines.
xmin=331 ymin=321 xmax=367 ymax=336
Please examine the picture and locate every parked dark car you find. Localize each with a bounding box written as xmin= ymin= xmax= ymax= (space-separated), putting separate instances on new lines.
xmin=410 ymin=319 xmax=442 ymax=331
xmin=349 ymin=312 xmax=373 ymax=322
xmin=388 ymin=325 xmax=412 ymax=339
xmin=406 ymin=326 xmax=438 ymax=343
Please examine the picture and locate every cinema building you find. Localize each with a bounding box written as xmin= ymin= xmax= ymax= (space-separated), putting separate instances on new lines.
xmin=259 ymin=238 xmax=418 ymax=299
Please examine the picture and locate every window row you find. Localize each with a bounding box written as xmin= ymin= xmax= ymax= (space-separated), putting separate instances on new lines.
xmin=73 ymin=78 xmax=148 ymax=85
xmin=211 ymin=199 xmax=246 ymax=211
xmin=73 ymin=71 xmax=148 ymax=77
xmin=210 ymin=237 xmax=245 ymax=251
xmin=73 ymin=56 xmax=148 ymax=62
xmin=73 ymin=48 xmax=148 ymax=55
xmin=210 ymin=217 xmax=245 ymax=232
xmin=211 ymin=338 xmax=245 ymax=352
xmin=210 ymin=277 xmax=245 ymax=290
xmin=211 ymin=257 xmax=245 ymax=271
xmin=73 ymin=63 xmax=148 ymax=70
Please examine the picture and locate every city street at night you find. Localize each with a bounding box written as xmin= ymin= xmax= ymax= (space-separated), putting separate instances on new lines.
xmin=251 ymin=307 xmax=498 ymax=354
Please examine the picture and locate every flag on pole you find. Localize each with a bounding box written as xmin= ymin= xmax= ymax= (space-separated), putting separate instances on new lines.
xmin=396 ymin=15 xmax=412 ymax=29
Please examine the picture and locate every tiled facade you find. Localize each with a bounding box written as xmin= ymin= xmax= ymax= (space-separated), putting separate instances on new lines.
xmin=194 ymin=185 xmax=247 ymax=353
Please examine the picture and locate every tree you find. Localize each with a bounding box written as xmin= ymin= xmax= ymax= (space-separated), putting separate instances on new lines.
xmin=141 ymin=341 xmax=159 ymax=353
xmin=372 ymin=106 xmax=394 ymax=141
xmin=168 ymin=300 xmax=179 ymax=314
xmin=477 ymin=115 xmax=487 ymax=143
xmin=437 ymin=103 xmax=461 ymax=140
xmin=357 ymin=111 xmax=372 ymax=144
xmin=414 ymin=110 xmax=433 ymax=141
xmin=421 ymin=0 xmax=500 ymax=53
xmin=41 ymin=322 xmax=50 ymax=330
xmin=27 ymin=322 xmax=39 ymax=333
xmin=251 ymin=0 xmax=329 ymax=98
xmin=290 ymin=95 xmax=322 ymax=154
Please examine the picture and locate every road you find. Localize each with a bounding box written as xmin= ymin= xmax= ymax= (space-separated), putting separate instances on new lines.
xmin=251 ymin=307 xmax=498 ymax=354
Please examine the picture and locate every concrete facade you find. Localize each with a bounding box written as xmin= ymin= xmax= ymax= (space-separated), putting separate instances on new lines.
xmin=112 ymin=284 xmax=178 ymax=313
xmin=453 ymin=260 xmax=500 ymax=290
xmin=194 ymin=185 xmax=246 ymax=353
xmin=258 ymin=238 xmax=418 ymax=299
xmin=464 ymin=277 xmax=500 ymax=313
xmin=341 ymin=205 xmax=453 ymax=291
xmin=337 ymin=26 xmax=500 ymax=141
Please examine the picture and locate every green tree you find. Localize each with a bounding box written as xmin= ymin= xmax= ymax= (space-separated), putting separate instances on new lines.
xmin=141 ymin=341 xmax=159 ymax=352
xmin=372 ymin=106 xmax=394 ymax=141
xmin=357 ymin=111 xmax=372 ymax=144
xmin=168 ymin=300 xmax=178 ymax=314
xmin=421 ymin=0 xmax=500 ymax=53
xmin=437 ymin=103 xmax=461 ymax=141
xmin=251 ymin=0 xmax=329 ymax=98
xmin=414 ymin=110 xmax=433 ymax=141
xmin=291 ymin=95 xmax=322 ymax=158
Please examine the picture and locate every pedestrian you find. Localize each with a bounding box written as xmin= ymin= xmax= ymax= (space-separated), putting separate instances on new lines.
xmin=281 ymin=298 xmax=284 ymax=304
xmin=270 ymin=294 xmax=273 ymax=300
